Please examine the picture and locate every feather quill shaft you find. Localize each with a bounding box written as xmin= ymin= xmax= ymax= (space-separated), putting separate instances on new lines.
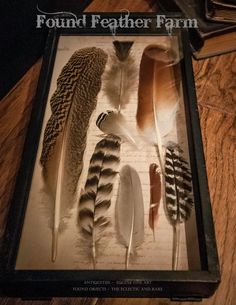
xmin=78 ymin=135 xmax=121 ymax=269
xmin=116 ymin=165 xmax=144 ymax=269
xmin=40 ymin=47 xmax=108 ymax=262
xmin=52 ymin=123 xmax=67 ymax=261
xmin=136 ymin=44 xmax=180 ymax=172
xmin=164 ymin=142 xmax=194 ymax=270
xmin=149 ymin=164 xmax=161 ymax=241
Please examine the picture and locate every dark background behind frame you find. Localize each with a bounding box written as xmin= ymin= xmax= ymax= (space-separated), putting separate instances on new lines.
xmin=0 ymin=0 xmax=92 ymax=100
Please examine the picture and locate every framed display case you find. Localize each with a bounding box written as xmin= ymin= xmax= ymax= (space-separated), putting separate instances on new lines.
xmin=0 ymin=13 xmax=220 ymax=300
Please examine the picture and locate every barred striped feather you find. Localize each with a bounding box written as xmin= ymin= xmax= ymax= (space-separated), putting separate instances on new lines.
xmin=78 ymin=135 xmax=121 ymax=269
xmin=165 ymin=144 xmax=193 ymax=223
xmin=164 ymin=142 xmax=194 ymax=270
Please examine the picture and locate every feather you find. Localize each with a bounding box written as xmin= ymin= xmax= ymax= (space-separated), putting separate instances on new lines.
xmin=96 ymin=110 xmax=136 ymax=145
xmin=164 ymin=142 xmax=194 ymax=270
xmin=113 ymin=40 xmax=133 ymax=61
xmin=78 ymin=135 xmax=121 ymax=269
xmin=40 ymin=47 xmax=108 ymax=262
xmin=103 ymin=41 xmax=136 ymax=111
xmin=136 ymin=44 xmax=180 ymax=172
xmin=149 ymin=163 xmax=162 ymax=241
xmin=116 ymin=165 xmax=144 ymax=269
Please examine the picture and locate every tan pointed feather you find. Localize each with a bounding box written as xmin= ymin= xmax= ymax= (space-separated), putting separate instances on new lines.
xmin=116 ymin=165 xmax=144 ymax=269
xmin=136 ymin=44 xmax=180 ymax=171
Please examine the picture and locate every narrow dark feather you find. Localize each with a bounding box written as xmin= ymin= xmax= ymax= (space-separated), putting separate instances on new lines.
xmin=149 ymin=163 xmax=161 ymax=240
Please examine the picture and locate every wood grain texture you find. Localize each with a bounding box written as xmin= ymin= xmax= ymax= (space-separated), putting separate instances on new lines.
xmin=86 ymin=0 xmax=158 ymax=12
xmin=0 ymin=59 xmax=42 ymax=238
xmin=0 ymin=0 xmax=236 ymax=304
xmin=192 ymin=54 xmax=236 ymax=305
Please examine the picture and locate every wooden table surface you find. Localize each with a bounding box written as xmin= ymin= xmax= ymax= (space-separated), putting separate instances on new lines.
xmin=0 ymin=1 xmax=235 ymax=304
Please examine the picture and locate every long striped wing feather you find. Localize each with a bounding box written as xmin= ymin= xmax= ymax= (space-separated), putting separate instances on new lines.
xmin=78 ymin=135 xmax=121 ymax=268
xmin=165 ymin=142 xmax=194 ymax=270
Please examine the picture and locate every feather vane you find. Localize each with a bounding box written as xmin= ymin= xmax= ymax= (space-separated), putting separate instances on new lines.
xmin=116 ymin=165 xmax=144 ymax=269
xmin=40 ymin=47 xmax=108 ymax=262
xmin=113 ymin=40 xmax=133 ymax=61
xmin=165 ymin=142 xmax=194 ymax=270
xmin=104 ymin=41 xmax=136 ymax=111
xmin=136 ymin=44 xmax=180 ymax=171
xmin=78 ymin=135 xmax=121 ymax=269
xmin=96 ymin=110 xmax=136 ymax=145
xmin=149 ymin=163 xmax=162 ymax=240
xmin=165 ymin=143 xmax=193 ymax=223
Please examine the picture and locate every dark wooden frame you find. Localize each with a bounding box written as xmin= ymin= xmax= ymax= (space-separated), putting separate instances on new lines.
xmin=0 ymin=13 xmax=220 ymax=300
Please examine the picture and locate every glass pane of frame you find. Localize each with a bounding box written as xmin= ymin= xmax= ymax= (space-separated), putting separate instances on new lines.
xmin=16 ymin=33 xmax=201 ymax=271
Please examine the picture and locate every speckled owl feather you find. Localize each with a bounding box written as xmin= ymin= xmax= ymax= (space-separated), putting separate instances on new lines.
xmin=40 ymin=47 xmax=108 ymax=262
